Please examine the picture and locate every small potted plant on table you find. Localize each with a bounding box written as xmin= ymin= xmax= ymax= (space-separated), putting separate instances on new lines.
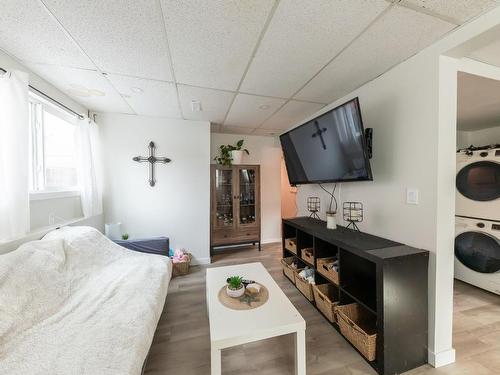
xmin=226 ymin=276 xmax=245 ymax=298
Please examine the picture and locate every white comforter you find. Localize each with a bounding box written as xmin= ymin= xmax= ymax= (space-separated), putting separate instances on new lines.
xmin=0 ymin=226 xmax=172 ymax=375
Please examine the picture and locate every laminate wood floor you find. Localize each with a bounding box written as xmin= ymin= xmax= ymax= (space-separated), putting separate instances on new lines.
xmin=144 ymin=243 xmax=500 ymax=375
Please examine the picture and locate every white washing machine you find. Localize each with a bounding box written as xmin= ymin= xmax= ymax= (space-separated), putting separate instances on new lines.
xmin=456 ymin=147 xmax=500 ymax=221
xmin=455 ymin=216 xmax=500 ymax=295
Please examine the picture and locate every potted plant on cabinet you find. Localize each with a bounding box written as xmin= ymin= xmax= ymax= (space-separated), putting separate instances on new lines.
xmin=226 ymin=275 xmax=245 ymax=298
xmin=214 ymin=139 xmax=249 ymax=166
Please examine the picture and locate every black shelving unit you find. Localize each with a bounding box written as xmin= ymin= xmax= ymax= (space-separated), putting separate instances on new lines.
xmin=282 ymin=217 xmax=429 ymax=375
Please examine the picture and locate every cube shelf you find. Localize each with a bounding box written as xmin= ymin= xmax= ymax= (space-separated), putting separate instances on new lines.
xmin=282 ymin=217 xmax=429 ymax=375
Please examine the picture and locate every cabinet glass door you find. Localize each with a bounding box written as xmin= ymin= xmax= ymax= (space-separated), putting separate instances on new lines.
xmin=214 ymin=168 xmax=234 ymax=228
xmin=238 ymin=168 xmax=257 ymax=226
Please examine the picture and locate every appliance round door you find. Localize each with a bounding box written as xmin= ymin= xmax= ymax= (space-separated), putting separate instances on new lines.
xmin=456 ymin=161 xmax=500 ymax=201
xmin=455 ymin=231 xmax=500 ymax=273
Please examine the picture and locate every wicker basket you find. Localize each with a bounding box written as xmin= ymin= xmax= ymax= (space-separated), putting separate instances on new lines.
xmin=313 ymin=284 xmax=340 ymax=323
xmin=281 ymin=257 xmax=297 ymax=284
xmin=284 ymin=238 xmax=297 ymax=254
xmin=172 ymin=253 xmax=192 ymax=277
xmin=336 ymin=303 xmax=377 ymax=361
xmin=301 ymin=247 xmax=314 ymax=265
xmin=294 ymin=268 xmax=314 ymax=301
xmin=317 ymin=257 xmax=339 ymax=285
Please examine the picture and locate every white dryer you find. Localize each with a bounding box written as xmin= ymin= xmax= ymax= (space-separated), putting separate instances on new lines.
xmin=455 ymin=216 xmax=500 ymax=295
xmin=456 ymin=147 xmax=500 ymax=221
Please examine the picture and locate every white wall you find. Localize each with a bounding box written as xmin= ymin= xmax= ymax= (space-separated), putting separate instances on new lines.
xmin=0 ymin=49 xmax=88 ymax=232
xmin=100 ymin=113 xmax=211 ymax=264
xmin=210 ymin=133 xmax=282 ymax=243
xmin=457 ymin=126 xmax=500 ymax=148
xmin=286 ymin=7 xmax=500 ymax=367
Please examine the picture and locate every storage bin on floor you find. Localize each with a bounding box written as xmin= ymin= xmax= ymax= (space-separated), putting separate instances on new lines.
xmin=281 ymin=257 xmax=297 ymax=284
xmin=294 ymin=268 xmax=314 ymax=301
xmin=284 ymin=237 xmax=297 ymax=254
xmin=301 ymin=247 xmax=314 ymax=264
xmin=336 ymin=303 xmax=377 ymax=361
xmin=317 ymin=257 xmax=339 ymax=285
xmin=313 ymin=283 xmax=339 ymax=323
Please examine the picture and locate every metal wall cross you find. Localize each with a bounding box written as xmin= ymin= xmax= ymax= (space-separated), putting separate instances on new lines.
xmin=312 ymin=120 xmax=328 ymax=150
xmin=133 ymin=141 xmax=171 ymax=187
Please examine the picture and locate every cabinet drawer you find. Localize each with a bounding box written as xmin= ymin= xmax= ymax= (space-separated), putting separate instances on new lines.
xmin=232 ymin=227 xmax=259 ymax=242
xmin=212 ymin=227 xmax=259 ymax=245
xmin=212 ymin=229 xmax=234 ymax=245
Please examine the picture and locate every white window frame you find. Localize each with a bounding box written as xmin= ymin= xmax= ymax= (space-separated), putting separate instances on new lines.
xmin=28 ymin=93 xmax=80 ymax=201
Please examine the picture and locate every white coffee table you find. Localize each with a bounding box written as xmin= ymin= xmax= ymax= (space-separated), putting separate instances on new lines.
xmin=206 ymin=262 xmax=306 ymax=375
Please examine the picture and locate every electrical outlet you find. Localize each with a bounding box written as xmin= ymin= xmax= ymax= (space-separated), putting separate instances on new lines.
xmin=49 ymin=213 xmax=55 ymax=225
xmin=406 ymin=188 xmax=419 ymax=205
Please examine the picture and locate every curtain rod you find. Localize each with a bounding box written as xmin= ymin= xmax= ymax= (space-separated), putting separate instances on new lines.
xmin=0 ymin=67 xmax=85 ymax=120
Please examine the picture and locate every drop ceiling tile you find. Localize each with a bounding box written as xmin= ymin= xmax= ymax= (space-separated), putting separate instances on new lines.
xmin=252 ymin=128 xmax=281 ymax=137
xmin=260 ymin=100 xmax=324 ymax=131
xmin=160 ymin=0 xmax=275 ymax=90
xmin=240 ymin=0 xmax=388 ymax=98
xmin=26 ymin=63 xmax=132 ymax=113
xmin=224 ymin=94 xmax=286 ymax=128
xmin=295 ymin=5 xmax=455 ymax=103
xmin=401 ymin=0 xmax=497 ymax=24
xmin=178 ymin=85 xmax=235 ymax=123
xmin=220 ymin=126 xmax=256 ymax=135
xmin=107 ymin=74 xmax=180 ymax=118
xmin=42 ymin=0 xmax=173 ymax=80
xmin=0 ymin=0 xmax=92 ymax=68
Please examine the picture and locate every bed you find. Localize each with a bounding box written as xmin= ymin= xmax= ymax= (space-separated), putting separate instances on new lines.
xmin=0 ymin=226 xmax=172 ymax=375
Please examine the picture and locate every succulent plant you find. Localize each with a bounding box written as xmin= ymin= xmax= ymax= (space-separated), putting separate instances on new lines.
xmin=227 ymin=275 xmax=243 ymax=290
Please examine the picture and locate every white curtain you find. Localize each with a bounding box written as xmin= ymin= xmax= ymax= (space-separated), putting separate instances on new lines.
xmin=76 ymin=117 xmax=102 ymax=217
xmin=0 ymin=70 xmax=30 ymax=241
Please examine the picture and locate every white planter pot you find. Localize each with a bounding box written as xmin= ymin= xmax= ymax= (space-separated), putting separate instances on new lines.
xmin=226 ymin=285 xmax=245 ymax=298
xmin=326 ymin=212 xmax=337 ymax=230
xmin=231 ymin=150 xmax=244 ymax=164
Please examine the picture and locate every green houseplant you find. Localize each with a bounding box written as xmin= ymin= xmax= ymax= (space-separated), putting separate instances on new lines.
xmin=226 ymin=275 xmax=245 ymax=298
xmin=214 ymin=140 xmax=249 ymax=166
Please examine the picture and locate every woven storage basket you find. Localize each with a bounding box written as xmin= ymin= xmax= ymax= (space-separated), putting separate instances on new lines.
xmin=281 ymin=257 xmax=297 ymax=284
xmin=294 ymin=268 xmax=314 ymax=301
xmin=301 ymin=247 xmax=314 ymax=265
xmin=284 ymin=238 xmax=297 ymax=254
xmin=172 ymin=253 xmax=192 ymax=277
xmin=313 ymin=284 xmax=339 ymax=323
xmin=317 ymin=257 xmax=339 ymax=285
xmin=336 ymin=303 xmax=377 ymax=361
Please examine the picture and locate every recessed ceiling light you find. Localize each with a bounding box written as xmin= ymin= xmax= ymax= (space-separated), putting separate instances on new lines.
xmin=131 ymin=87 xmax=144 ymax=93
xmin=67 ymin=84 xmax=105 ymax=97
xmin=88 ymin=89 xmax=105 ymax=97
xmin=191 ymin=100 xmax=202 ymax=112
xmin=258 ymin=104 xmax=270 ymax=110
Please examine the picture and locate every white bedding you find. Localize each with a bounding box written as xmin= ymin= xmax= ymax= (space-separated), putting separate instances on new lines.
xmin=0 ymin=226 xmax=172 ymax=375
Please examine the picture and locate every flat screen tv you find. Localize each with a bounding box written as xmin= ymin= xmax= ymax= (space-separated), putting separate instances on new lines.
xmin=280 ymin=97 xmax=372 ymax=185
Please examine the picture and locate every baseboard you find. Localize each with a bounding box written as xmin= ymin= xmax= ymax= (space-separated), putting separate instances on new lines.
xmin=261 ymin=238 xmax=282 ymax=244
xmin=191 ymin=257 xmax=211 ymax=265
xmin=428 ymin=348 xmax=455 ymax=367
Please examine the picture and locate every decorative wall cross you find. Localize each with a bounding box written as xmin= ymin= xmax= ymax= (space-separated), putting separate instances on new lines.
xmin=312 ymin=120 xmax=328 ymax=150
xmin=133 ymin=141 xmax=171 ymax=187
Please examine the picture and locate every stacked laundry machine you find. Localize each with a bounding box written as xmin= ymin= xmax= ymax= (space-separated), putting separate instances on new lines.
xmin=455 ymin=145 xmax=500 ymax=295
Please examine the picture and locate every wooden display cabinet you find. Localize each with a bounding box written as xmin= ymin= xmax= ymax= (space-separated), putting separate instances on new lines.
xmin=210 ymin=164 xmax=261 ymax=255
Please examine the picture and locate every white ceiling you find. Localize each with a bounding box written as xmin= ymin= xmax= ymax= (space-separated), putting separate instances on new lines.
xmin=1 ymin=0 xmax=498 ymax=136
xmin=457 ymin=71 xmax=500 ymax=131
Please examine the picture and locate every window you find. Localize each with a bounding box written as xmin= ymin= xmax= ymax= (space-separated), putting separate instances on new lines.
xmin=29 ymin=94 xmax=78 ymax=193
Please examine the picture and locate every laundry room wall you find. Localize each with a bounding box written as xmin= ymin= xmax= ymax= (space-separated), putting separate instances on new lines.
xmin=457 ymin=126 xmax=500 ymax=148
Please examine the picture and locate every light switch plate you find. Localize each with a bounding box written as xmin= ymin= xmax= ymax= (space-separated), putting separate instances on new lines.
xmin=406 ymin=188 xmax=419 ymax=205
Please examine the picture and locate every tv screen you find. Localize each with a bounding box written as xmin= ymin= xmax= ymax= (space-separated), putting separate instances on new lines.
xmin=280 ymin=97 xmax=372 ymax=185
